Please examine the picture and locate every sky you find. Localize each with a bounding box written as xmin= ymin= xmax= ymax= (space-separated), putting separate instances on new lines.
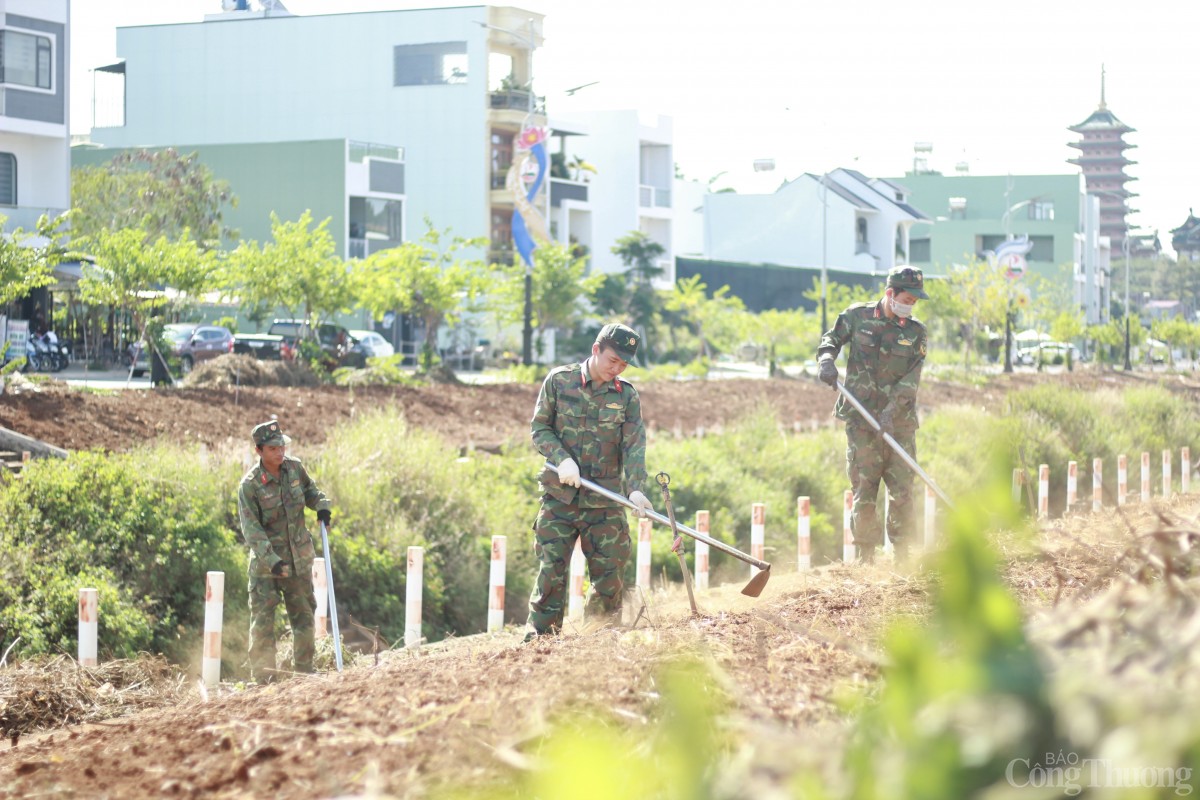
xmin=70 ymin=0 xmax=1199 ymax=255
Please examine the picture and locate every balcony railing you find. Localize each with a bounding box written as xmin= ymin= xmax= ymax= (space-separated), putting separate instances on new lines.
xmin=638 ymin=184 xmax=671 ymax=208
xmin=550 ymin=178 xmax=588 ymax=207
xmin=490 ymin=90 xmax=534 ymax=111
xmin=488 ymin=246 xmax=516 ymax=266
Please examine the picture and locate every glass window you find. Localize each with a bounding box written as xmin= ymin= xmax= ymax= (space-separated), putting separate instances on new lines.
xmin=0 ymin=30 xmax=52 ymax=90
xmin=0 ymin=153 xmax=15 ymax=206
xmin=394 ymin=42 xmax=468 ymax=86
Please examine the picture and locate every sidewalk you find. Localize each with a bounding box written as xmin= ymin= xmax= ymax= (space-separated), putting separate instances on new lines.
xmin=58 ymin=363 xmax=151 ymax=390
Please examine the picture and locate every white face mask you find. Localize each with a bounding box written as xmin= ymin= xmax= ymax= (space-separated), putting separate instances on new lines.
xmin=891 ymin=295 xmax=915 ymax=318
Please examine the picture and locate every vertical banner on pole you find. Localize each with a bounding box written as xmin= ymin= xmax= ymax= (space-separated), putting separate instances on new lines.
xmin=1163 ymin=449 xmax=1172 ymax=498
xmin=636 ymin=518 xmax=653 ymax=589
xmin=78 ymin=588 xmax=98 ymax=667
xmin=1117 ymin=455 xmax=1128 ymax=507
xmin=797 ymin=497 xmax=811 ymax=572
xmin=1141 ymin=452 xmax=1151 ymax=503
xmin=1092 ymin=458 xmax=1103 ymax=512
xmin=568 ymin=538 xmax=585 ymax=621
xmin=842 ymin=490 xmax=855 ymax=563
xmin=405 ymin=546 xmax=423 ymax=649
xmin=694 ymin=511 xmax=710 ymax=591
xmin=488 ymin=535 xmax=506 ymax=633
xmin=202 ymin=571 xmax=224 ymax=688
xmin=1037 ymin=465 xmax=1049 ymax=519
xmin=1183 ymin=447 xmax=1191 ymax=494
xmin=312 ymin=558 xmax=328 ymax=638
xmin=750 ymin=503 xmax=765 ymax=577
xmin=924 ymin=484 xmax=936 ymax=551
xmin=1066 ymin=461 xmax=1077 ymax=512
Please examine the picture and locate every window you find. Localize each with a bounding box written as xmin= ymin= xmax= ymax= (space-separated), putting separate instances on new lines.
xmin=909 ymin=238 xmax=931 ymax=262
xmin=1029 ymin=201 xmax=1055 ymax=221
xmin=0 ymin=153 xmax=15 ymax=205
xmin=948 ymin=196 xmax=967 ymax=220
xmin=0 ymin=29 xmax=52 ymax=90
xmin=393 ymin=42 xmax=468 ymax=86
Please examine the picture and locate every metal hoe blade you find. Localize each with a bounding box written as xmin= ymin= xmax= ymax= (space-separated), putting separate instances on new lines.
xmin=546 ymin=462 xmax=772 ymax=597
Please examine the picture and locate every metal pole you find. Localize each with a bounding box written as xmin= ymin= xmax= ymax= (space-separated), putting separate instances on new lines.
xmin=1123 ymin=234 xmax=1133 ymax=370
xmin=320 ymin=522 xmax=343 ymax=672
xmin=820 ymin=173 xmax=828 ymax=334
xmin=521 ymin=19 xmax=536 ymax=367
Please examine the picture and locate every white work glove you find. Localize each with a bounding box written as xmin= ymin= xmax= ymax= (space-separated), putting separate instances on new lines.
xmin=628 ymin=490 xmax=653 ymax=518
xmin=556 ymin=458 xmax=581 ymax=488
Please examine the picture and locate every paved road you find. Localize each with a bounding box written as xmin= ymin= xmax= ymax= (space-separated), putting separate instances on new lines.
xmin=59 ymin=364 xmax=151 ymax=390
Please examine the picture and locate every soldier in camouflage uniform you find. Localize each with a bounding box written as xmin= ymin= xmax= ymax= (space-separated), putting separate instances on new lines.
xmin=817 ymin=266 xmax=929 ymax=562
xmin=526 ymin=323 xmax=655 ymax=638
xmin=238 ymin=420 xmax=332 ymax=680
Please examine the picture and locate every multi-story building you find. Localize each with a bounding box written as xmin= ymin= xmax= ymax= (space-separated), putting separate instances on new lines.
xmin=1067 ymin=70 xmax=1137 ymax=252
xmin=83 ymin=4 xmax=545 ymax=263
xmin=0 ymin=0 xmax=71 ymax=326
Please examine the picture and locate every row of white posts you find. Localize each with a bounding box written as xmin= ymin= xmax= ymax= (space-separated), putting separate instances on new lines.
xmin=1016 ymin=447 xmax=1191 ymax=520
xmin=80 ymin=447 xmax=1190 ymax=680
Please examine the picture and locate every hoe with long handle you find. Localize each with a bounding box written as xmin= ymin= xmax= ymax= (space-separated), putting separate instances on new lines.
xmin=319 ymin=521 xmax=344 ymax=672
xmin=835 ymin=381 xmax=955 ymax=509
xmin=544 ymin=462 xmax=772 ymax=597
xmin=656 ymin=471 xmax=700 ymax=615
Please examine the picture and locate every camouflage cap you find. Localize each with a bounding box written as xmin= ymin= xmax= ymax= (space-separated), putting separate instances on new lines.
xmin=886 ymin=265 xmax=929 ymax=299
xmin=596 ymin=323 xmax=639 ymax=361
xmin=251 ymin=420 xmax=292 ymax=447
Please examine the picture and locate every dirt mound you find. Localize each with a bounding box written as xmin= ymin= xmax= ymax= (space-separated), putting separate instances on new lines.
xmin=183 ymin=354 xmax=321 ymax=389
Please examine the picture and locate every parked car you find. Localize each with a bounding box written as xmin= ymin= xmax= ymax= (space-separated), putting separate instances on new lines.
xmin=1017 ymin=341 xmax=1077 ymax=366
xmin=169 ymin=324 xmax=234 ymax=373
xmin=268 ymin=319 xmax=365 ymax=368
xmin=233 ymin=332 xmax=288 ymax=360
xmin=349 ymin=329 xmax=395 ymax=359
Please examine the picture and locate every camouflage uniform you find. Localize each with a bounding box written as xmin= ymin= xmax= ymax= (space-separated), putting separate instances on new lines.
xmin=527 ymin=325 xmax=648 ymax=634
xmin=238 ymin=421 xmax=332 ymax=677
xmin=819 ymin=269 xmax=928 ymax=559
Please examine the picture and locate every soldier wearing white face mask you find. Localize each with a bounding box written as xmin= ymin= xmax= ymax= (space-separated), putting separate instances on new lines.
xmin=816 ymin=266 xmax=929 ymax=562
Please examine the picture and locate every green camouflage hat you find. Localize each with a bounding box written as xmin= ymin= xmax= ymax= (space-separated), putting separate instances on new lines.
xmin=886 ymin=265 xmax=929 ymax=299
xmin=251 ymin=420 xmax=291 ymax=447
xmin=595 ymin=323 xmax=640 ymax=361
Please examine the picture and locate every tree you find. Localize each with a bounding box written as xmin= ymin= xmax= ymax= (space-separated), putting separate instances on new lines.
xmin=222 ymin=211 xmax=354 ymax=332
xmin=663 ymin=274 xmax=745 ymax=360
xmin=608 ymin=231 xmax=666 ymax=362
xmin=1151 ymin=317 xmax=1200 ymax=367
xmin=921 ymin=258 xmax=1009 ymax=365
xmin=0 ymin=214 xmax=70 ymax=307
xmin=71 ymin=148 xmax=237 ymax=248
xmin=76 ymin=227 xmax=218 ymax=382
xmin=738 ymin=307 xmax=808 ymax=376
xmin=354 ymin=223 xmax=490 ymax=372
xmin=492 ymin=241 xmax=598 ymax=360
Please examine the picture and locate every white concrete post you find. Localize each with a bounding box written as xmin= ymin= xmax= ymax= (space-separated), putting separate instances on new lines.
xmin=488 ymin=535 xmax=506 ymax=633
xmin=636 ymin=518 xmax=653 ymax=589
xmin=78 ymin=588 xmax=98 ymax=667
xmin=842 ymin=489 xmax=855 ymax=563
xmin=568 ymin=539 xmax=585 ymax=621
xmin=1163 ymin=449 xmax=1172 ymax=498
xmin=1183 ymin=447 xmax=1191 ymax=494
xmin=923 ymin=484 xmax=936 ymax=550
xmin=750 ymin=503 xmax=765 ymax=577
xmin=312 ymin=558 xmax=328 ymax=638
xmin=797 ymin=497 xmax=811 ymax=572
xmin=1066 ymin=461 xmax=1077 ymax=511
xmin=1092 ymin=458 xmax=1103 ymax=512
xmin=202 ymin=572 xmax=224 ymax=688
xmin=694 ymin=511 xmax=710 ymax=591
xmin=1141 ymin=452 xmax=1151 ymax=502
xmin=1037 ymin=465 xmax=1049 ymax=519
xmin=1117 ymin=455 xmax=1128 ymax=507
xmin=404 ymin=546 xmax=423 ymax=648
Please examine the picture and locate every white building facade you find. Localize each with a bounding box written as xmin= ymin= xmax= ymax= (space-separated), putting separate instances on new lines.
xmin=0 ymin=0 xmax=70 ymax=235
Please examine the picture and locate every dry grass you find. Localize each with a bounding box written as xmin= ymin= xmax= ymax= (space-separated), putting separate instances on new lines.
xmin=182 ymin=354 xmax=321 ymax=388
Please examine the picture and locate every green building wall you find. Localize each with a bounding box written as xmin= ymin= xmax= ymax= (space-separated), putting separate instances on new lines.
xmin=887 ymin=173 xmax=1083 ymax=284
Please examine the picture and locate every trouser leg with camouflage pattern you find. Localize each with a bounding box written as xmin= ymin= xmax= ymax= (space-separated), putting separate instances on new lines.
xmin=846 ymin=422 xmax=917 ymax=561
xmin=526 ymin=496 xmax=632 ymax=634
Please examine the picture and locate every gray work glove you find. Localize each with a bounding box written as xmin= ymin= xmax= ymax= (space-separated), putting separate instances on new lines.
xmin=878 ymin=401 xmax=897 ymax=436
xmin=818 ymin=356 xmax=839 ymax=389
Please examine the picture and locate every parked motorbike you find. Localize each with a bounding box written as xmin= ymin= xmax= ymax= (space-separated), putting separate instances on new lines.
xmin=22 ymin=335 xmax=69 ymax=373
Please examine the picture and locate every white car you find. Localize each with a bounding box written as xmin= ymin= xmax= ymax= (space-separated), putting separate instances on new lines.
xmin=349 ymin=329 xmax=395 ymax=359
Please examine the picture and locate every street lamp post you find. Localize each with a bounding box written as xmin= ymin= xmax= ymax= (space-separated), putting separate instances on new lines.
xmin=820 ymin=173 xmax=828 ymax=334
xmin=1000 ymin=199 xmax=1032 ymax=375
xmin=1123 ymin=233 xmax=1132 ymax=370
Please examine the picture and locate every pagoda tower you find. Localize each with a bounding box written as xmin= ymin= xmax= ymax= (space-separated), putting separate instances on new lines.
xmin=1067 ymin=66 xmax=1137 ymax=250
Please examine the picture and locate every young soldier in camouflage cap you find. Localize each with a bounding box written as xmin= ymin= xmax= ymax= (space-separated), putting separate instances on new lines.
xmin=816 ymin=266 xmax=929 ymax=563
xmin=238 ymin=420 xmax=333 ymax=681
xmin=525 ymin=322 xmax=654 ymax=639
